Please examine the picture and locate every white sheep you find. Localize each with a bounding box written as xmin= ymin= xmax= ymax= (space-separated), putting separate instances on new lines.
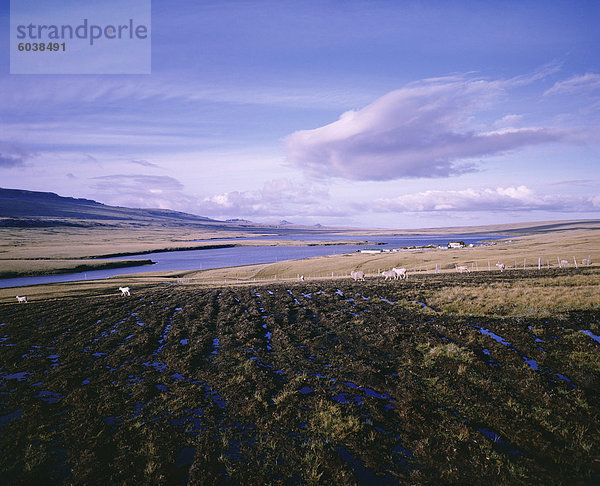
xmin=16 ymin=295 xmax=27 ymax=303
xmin=456 ymin=265 xmax=470 ymax=273
xmin=392 ymin=267 xmax=407 ymax=279
xmin=496 ymin=262 xmax=505 ymax=272
xmin=119 ymin=286 xmax=130 ymax=296
xmin=350 ymin=270 xmax=365 ymax=281
xmin=582 ymin=256 xmax=592 ymax=266
xmin=559 ymin=260 xmax=570 ymax=268
xmin=382 ymin=270 xmax=396 ymax=280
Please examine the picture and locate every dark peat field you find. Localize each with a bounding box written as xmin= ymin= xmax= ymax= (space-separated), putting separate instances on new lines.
xmin=0 ymin=271 xmax=599 ymax=485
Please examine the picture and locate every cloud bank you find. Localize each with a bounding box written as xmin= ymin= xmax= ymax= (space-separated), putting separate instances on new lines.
xmin=90 ymin=174 xmax=192 ymax=209
xmin=373 ymin=186 xmax=600 ymax=213
xmin=285 ymin=76 xmax=565 ymax=181
xmin=200 ymin=178 xmax=339 ymax=218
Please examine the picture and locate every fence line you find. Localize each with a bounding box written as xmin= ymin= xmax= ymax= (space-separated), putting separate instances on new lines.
xmin=175 ymin=254 xmax=594 ymax=285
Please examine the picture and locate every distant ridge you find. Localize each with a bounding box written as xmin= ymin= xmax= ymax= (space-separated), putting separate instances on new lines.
xmin=0 ymin=187 xmax=219 ymax=224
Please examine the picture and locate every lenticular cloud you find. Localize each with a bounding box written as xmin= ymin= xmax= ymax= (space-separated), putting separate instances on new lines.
xmin=285 ymin=77 xmax=563 ymax=181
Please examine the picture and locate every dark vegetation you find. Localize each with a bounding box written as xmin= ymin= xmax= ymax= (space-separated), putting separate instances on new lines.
xmin=0 ymin=272 xmax=599 ymax=484
xmin=0 ymin=260 xmax=155 ymax=279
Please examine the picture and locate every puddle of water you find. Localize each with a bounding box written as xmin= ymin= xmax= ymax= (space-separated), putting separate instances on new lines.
xmin=477 ymin=427 xmax=522 ymax=455
xmin=581 ymin=330 xmax=600 ymax=344
xmin=363 ymin=388 xmax=390 ymax=400
xmin=156 ymin=384 xmax=168 ymax=393
xmin=103 ymin=416 xmax=122 ymax=433
xmin=175 ymin=447 xmax=196 ymax=468
xmin=81 ymin=377 xmax=92 ymax=385
xmin=522 ymin=357 xmax=538 ymax=371
xmin=336 ymin=289 xmax=344 ymax=297
xmin=154 ymin=324 xmax=173 ymax=354
xmin=205 ymin=386 xmax=226 ymax=409
xmin=482 ymin=348 xmax=491 ymax=356
xmin=92 ymin=352 xmax=106 ymax=357
xmin=299 ymin=386 xmax=314 ymax=395
xmin=36 ymin=390 xmax=62 ymax=404
xmin=555 ymin=373 xmax=573 ymax=384
xmin=103 ymin=416 xmax=120 ymax=426
xmin=142 ymin=361 xmax=168 ymax=372
xmin=337 ymin=447 xmax=397 ymax=485
xmin=379 ymin=297 xmax=396 ymax=304
xmin=0 ymin=409 xmax=23 ymax=429
xmin=180 ymin=339 xmax=188 ymax=345
xmin=477 ymin=327 xmax=511 ymax=347
xmin=2 ymin=371 xmax=31 ymax=381
xmin=211 ymin=338 xmax=220 ymax=355
xmin=333 ymin=393 xmax=350 ymax=404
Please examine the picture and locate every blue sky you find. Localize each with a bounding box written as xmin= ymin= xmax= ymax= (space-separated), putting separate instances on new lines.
xmin=1 ymin=0 xmax=599 ymax=228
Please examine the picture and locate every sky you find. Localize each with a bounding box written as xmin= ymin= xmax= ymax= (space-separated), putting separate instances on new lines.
xmin=1 ymin=0 xmax=599 ymax=228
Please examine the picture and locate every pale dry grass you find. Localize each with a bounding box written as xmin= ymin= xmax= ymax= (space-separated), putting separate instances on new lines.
xmin=428 ymin=274 xmax=600 ymax=318
xmin=183 ymin=229 xmax=599 ymax=283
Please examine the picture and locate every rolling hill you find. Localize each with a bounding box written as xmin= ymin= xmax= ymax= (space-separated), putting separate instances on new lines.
xmin=0 ymin=187 xmax=220 ymax=225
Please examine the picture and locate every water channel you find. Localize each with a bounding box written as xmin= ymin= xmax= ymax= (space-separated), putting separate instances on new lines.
xmin=1 ymin=234 xmax=505 ymax=288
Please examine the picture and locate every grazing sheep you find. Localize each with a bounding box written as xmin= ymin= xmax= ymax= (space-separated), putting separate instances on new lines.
xmin=350 ymin=270 xmax=365 ymax=281
xmin=582 ymin=257 xmax=592 ymax=266
xmin=119 ymin=286 xmax=130 ymax=297
xmin=382 ymin=270 xmax=396 ymax=280
xmin=496 ymin=262 xmax=505 ymax=272
xmin=456 ymin=265 xmax=470 ymax=273
xmin=16 ymin=295 xmax=27 ymax=303
xmin=300 ymin=275 xmax=305 ymax=281
xmin=559 ymin=260 xmax=570 ymax=268
xmin=392 ymin=267 xmax=407 ymax=279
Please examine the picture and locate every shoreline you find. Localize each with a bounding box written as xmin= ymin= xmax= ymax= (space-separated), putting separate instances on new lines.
xmin=0 ymin=259 xmax=154 ymax=279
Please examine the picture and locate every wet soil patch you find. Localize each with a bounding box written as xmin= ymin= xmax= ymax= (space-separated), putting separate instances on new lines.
xmin=0 ymin=273 xmax=598 ymax=484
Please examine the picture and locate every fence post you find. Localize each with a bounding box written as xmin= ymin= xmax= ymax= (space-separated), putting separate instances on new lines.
xmin=574 ymin=257 xmax=578 ymax=269
xmin=538 ymin=257 xmax=541 ymax=270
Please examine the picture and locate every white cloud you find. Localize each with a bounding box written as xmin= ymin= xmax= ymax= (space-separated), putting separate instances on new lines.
xmin=199 ymin=178 xmax=339 ymax=218
xmin=544 ymin=73 xmax=600 ymax=96
xmin=90 ymin=174 xmax=192 ymax=209
xmin=285 ymin=75 xmax=566 ymax=181
xmin=372 ymin=186 xmax=599 ymax=213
